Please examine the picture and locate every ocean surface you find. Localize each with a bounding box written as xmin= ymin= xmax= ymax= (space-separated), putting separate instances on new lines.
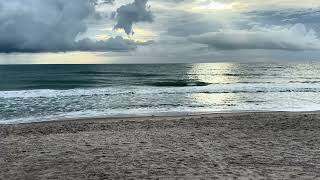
xmin=0 ymin=63 xmax=320 ymax=124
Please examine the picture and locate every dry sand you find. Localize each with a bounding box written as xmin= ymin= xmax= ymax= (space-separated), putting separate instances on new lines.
xmin=1 ymin=111 xmax=320 ymax=179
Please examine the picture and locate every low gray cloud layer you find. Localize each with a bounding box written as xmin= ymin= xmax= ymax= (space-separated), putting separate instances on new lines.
xmin=0 ymin=0 xmax=152 ymax=53
xmin=114 ymin=0 xmax=153 ymax=35
xmin=189 ymin=24 xmax=320 ymax=51
xmin=77 ymin=36 xmax=153 ymax=51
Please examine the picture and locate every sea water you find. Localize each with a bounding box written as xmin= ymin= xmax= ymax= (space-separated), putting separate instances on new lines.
xmin=0 ymin=63 xmax=319 ymax=124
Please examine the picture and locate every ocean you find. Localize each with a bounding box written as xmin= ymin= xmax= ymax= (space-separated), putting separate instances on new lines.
xmin=0 ymin=63 xmax=319 ymax=124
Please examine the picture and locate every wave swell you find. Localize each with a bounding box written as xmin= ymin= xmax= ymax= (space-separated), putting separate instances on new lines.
xmin=146 ymin=80 xmax=210 ymax=87
xmin=1 ymin=82 xmax=320 ymax=98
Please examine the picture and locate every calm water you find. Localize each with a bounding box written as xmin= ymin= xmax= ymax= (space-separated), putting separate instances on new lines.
xmin=0 ymin=63 xmax=320 ymax=124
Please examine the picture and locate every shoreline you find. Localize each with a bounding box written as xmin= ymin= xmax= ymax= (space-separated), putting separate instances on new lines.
xmin=1 ymin=110 xmax=320 ymax=125
xmin=1 ymin=111 xmax=320 ymax=179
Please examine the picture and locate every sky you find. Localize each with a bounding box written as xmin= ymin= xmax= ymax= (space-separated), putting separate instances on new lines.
xmin=0 ymin=0 xmax=320 ymax=64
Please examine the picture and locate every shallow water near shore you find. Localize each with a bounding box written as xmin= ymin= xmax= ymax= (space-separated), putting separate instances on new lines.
xmin=1 ymin=63 xmax=320 ymax=123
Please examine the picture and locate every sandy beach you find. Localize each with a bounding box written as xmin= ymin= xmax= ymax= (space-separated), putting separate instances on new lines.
xmin=1 ymin=111 xmax=320 ymax=179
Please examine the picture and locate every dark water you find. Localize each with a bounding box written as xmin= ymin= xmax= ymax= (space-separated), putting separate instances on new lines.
xmin=1 ymin=63 xmax=320 ymax=123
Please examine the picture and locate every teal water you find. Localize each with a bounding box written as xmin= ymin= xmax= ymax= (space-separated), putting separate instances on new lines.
xmin=0 ymin=63 xmax=320 ymax=124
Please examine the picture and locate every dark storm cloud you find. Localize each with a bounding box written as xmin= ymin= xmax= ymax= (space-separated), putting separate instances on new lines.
xmin=114 ymin=0 xmax=153 ymax=35
xmin=0 ymin=0 xmax=151 ymax=53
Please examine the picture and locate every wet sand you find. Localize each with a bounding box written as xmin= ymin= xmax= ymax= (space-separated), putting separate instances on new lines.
xmin=1 ymin=111 xmax=320 ymax=179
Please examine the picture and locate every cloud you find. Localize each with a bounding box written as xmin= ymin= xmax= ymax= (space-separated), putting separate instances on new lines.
xmin=245 ymin=8 xmax=320 ymax=32
xmin=189 ymin=24 xmax=320 ymax=51
xmin=114 ymin=0 xmax=153 ymax=35
xmin=166 ymin=12 xmax=223 ymax=37
xmin=0 ymin=0 xmax=151 ymax=53
xmin=93 ymin=0 xmax=115 ymax=5
xmin=76 ymin=36 xmax=154 ymax=51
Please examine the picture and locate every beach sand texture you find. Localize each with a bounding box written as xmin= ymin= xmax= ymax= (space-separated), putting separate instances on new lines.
xmin=1 ymin=112 xmax=320 ymax=179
